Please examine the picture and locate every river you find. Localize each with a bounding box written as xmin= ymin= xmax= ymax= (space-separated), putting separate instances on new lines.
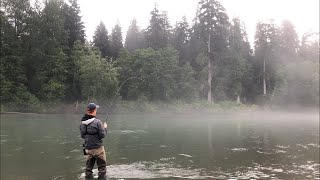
xmin=0 ymin=111 xmax=319 ymax=179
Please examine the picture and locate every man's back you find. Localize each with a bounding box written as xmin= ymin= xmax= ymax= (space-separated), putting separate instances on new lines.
xmin=80 ymin=114 xmax=107 ymax=149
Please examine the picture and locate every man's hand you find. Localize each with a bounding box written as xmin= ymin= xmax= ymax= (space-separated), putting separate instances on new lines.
xmin=103 ymin=122 xmax=108 ymax=129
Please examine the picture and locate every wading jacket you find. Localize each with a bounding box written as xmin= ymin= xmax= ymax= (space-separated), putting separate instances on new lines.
xmin=80 ymin=114 xmax=107 ymax=150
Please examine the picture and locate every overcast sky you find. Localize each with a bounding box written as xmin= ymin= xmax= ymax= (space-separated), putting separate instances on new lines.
xmin=78 ymin=0 xmax=319 ymax=46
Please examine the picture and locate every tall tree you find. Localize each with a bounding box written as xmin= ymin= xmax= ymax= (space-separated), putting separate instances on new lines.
xmin=299 ymin=32 xmax=319 ymax=63
xmin=172 ymin=16 xmax=190 ymax=64
xmin=63 ymin=0 xmax=85 ymax=50
xmin=23 ymin=1 xmax=44 ymax=96
xmin=93 ymin=21 xmax=110 ymax=58
xmin=38 ymin=0 xmax=68 ymax=102
xmin=125 ymin=19 xmax=145 ymax=51
xmin=229 ymin=18 xmax=252 ymax=103
xmin=197 ymin=0 xmax=230 ymax=103
xmin=189 ymin=14 xmax=206 ymax=73
xmin=1 ymin=0 xmax=30 ymax=39
xmin=1 ymin=0 xmax=44 ymax=110
xmin=145 ymin=5 xmax=171 ymax=49
xmin=110 ymin=23 xmax=123 ymax=59
xmin=254 ymin=21 xmax=280 ymax=96
xmin=31 ymin=0 xmax=69 ymax=102
xmin=278 ymin=20 xmax=299 ymax=63
xmin=62 ymin=0 xmax=86 ymax=101
xmin=0 ymin=8 xmax=28 ymax=103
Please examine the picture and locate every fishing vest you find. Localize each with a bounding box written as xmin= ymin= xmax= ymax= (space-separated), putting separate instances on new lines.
xmin=83 ymin=119 xmax=99 ymax=135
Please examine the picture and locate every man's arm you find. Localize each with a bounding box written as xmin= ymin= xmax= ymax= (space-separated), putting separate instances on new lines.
xmin=98 ymin=120 xmax=107 ymax=138
xmin=80 ymin=124 xmax=85 ymax=139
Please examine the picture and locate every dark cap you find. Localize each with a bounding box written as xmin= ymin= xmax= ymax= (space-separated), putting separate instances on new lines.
xmin=87 ymin=103 xmax=100 ymax=111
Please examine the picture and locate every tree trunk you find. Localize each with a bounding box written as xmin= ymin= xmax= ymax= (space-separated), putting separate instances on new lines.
xmin=263 ymin=58 xmax=267 ymax=95
xmin=75 ymin=100 xmax=79 ymax=113
xmin=208 ymin=58 xmax=212 ymax=103
xmin=237 ymin=95 xmax=241 ymax=103
xmin=207 ymin=34 xmax=213 ymax=103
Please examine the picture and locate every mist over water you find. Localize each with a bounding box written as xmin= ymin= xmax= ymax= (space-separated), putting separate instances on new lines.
xmin=1 ymin=110 xmax=319 ymax=179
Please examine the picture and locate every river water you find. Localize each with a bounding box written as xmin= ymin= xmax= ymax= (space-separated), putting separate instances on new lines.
xmin=0 ymin=111 xmax=319 ymax=179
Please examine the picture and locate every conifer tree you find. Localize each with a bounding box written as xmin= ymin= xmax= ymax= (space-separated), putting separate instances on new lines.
xmin=145 ymin=5 xmax=171 ymax=49
xmin=110 ymin=23 xmax=123 ymax=59
xmin=125 ymin=19 xmax=145 ymax=51
xmin=197 ymin=0 xmax=230 ymax=103
xmin=93 ymin=21 xmax=110 ymax=58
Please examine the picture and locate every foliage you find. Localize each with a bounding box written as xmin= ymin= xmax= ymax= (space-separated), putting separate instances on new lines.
xmin=1 ymin=0 xmax=318 ymax=112
xmin=62 ymin=0 xmax=85 ymax=50
xmin=93 ymin=21 xmax=110 ymax=58
xmin=172 ymin=16 xmax=190 ymax=64
xmin=272 ymin=33 xmax=319 ymax=107
xmin=196 ymin=0 xmax=230 ymax=103
xmin=228 ymin=18 xmax=252 ymax=102
xmin=110 ymin=23 xmax=123 ymax=59
xmin=254 ymin=20 xmax=281 ymax=95
xmin=116 ymin=47 xmax=197 ymax=101
xmin=145 ymin=6 xmax=171 ymax=49
xmin=125 ymin=19 xmax=145 ymax=51
xmin=75 ymin=44 xmax=119 ymax=103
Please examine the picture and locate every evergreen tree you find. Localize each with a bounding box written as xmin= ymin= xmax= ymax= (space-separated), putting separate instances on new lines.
xmin=299 ymin=32 xmax=319 ymax=63
xmin=62 ymin=0 xmax=86 ymax=101
xmin=93 ymin=21 xmax=110 ymax=58
xmin=254 ymin=21 xmax=280 ymax=96
xmin=197 ymin=0 xmax=230 ymax=103
xmin=0 ymin=9 xmax=28 ymax=103
xmin=125 ymin=19 xmax=145 ymax=51
xmin=228 ymin=18 xmax=252 ymax=103
xmin=23 ymin=2 xmax=43 ymax=96
xmin=189 ymin=20 xmax=206 ymax=73
xmin=63 ymin=0 xmax=85 ymax=50
xmin=1 ymin=0 xmax=31 ymax=39
xmin=172 ymin=16 xmax=190 ymax=64
xmin=110 ymin=23 xmax=123 ymax=59
xmin=35 ymin=0 xmax=68 ymax=102
xmin=145 ymin=5 xmax=171 ymax=49
xmin=278 ymin=20 xmax=299 ymax=63
xmin=65 ymin=40 xmax=85 ymax=101
xmin=1 ymin=0 xmax=42 ymax=111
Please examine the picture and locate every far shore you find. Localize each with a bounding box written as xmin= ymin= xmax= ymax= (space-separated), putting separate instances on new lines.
xmin=1 ymin=106 xmax=318 ymax=116
xmin=0 ymin=112 xmax=39 ymax=115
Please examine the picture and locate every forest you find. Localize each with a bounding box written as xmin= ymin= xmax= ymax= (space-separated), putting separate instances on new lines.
xmin=1 ymin=0 xmax=319 ymax=112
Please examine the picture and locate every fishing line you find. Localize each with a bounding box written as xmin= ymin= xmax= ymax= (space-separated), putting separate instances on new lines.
xmin=105 ymin=77 xmax=144 ymax=122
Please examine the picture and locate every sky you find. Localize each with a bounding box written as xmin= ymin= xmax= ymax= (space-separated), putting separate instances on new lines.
xmin=78 ymin=0 xmax=319 ymax=46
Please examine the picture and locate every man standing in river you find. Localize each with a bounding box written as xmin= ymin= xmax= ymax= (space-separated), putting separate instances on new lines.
xmin=80 ymin=103 xmax=108 ymax=179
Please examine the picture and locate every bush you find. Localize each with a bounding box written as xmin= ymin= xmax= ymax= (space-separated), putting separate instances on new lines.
xmin=7 ymin=91 xmax=41 ymax=112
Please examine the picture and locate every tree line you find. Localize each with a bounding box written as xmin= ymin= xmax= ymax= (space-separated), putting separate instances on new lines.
xmin=1 ymin=0 xmax=319 ymax=111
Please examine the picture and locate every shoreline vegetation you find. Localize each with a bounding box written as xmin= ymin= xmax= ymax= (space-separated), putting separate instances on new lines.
xmin=1 ymin=101 xmax=318 ymax=115
xmin=1 ymin=0 xmax=318 ymax=115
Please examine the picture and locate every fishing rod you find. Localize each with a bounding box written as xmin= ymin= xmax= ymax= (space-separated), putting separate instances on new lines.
xmin=105 ymin=77 xmax=144 ymax=122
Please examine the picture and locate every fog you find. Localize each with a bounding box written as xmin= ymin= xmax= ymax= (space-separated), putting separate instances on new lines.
xmin=1 ymin=109 xmax=319 ymax=179
xmin=1 ymin=0 xmax=319 ymax=178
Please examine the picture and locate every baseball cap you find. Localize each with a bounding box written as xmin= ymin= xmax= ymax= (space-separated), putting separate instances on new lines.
xmin=87 ymin=103 xmax=100 ymax=111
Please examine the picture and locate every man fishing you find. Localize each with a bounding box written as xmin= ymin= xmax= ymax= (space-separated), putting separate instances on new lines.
xmin=80 ymin=103 xmax=108 ymax=179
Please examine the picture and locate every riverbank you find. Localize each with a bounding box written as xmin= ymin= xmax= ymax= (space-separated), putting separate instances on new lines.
xmin=1 ymin=100 xmax=260 ymax=114
xmin=1 ymin=100 xmax=318 ymax=115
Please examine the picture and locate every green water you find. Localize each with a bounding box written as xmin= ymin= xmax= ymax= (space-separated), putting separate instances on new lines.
xmin=0 ymin=112 xmax=319 ymax=179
